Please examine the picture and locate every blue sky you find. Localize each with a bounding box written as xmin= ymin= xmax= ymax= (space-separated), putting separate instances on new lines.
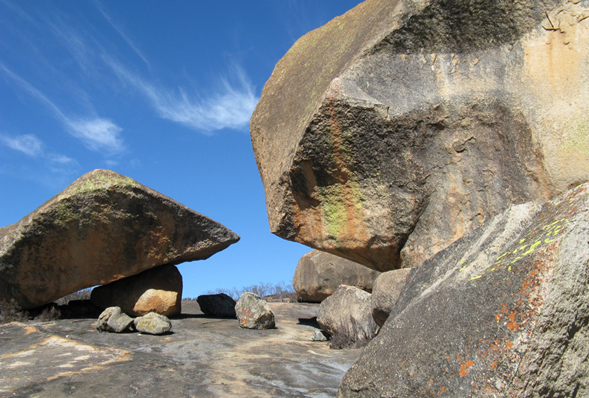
xmin=0 ymin=1 xmax=363 ymax=298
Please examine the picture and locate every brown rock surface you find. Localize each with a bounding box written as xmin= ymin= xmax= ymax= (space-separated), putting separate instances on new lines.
xmin=91 ymin=264 xmax=182 ymax=317
xmin=339 ymin=183 xmax=589 ymax=397
xmin=0 ymin=169 xmax=239 ymax=309
xmin=251 ymin=0 xmax=589 ymax=271
xmin=293 ymin=250 xmax=380 ymax=302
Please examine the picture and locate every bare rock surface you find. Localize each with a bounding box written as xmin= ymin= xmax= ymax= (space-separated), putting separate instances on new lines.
xmin=197 ymin=293 xmax=236 ymax=318
xmin=0 ymin=169 xmax=239 ymax=309
xmin=293 ymin=250 xmax=381 ymax=302
xmin=317 ymin=285 xmax=377 ymax=348
xmin=370 ymin=268 xmax=412 ymax=326
xmin=251 ymin=0 xmax=589 ymax=271
xmin=339 ymin=182 xmax=589 ymax=397
xmin=91 ymin=264 xmax=183 ymax=317
xmin=0 ymin=301 xmax=360 ymax=397
xmin=235 ymin=292 xmax=275 ymax=329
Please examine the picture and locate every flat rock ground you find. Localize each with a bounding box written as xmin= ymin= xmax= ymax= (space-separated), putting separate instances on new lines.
xmin=0 ymin=301 xmax=359 ymax=398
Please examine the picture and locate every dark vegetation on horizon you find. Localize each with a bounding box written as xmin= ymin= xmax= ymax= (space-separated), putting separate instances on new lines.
xmin=189 ymin=281 xmax=300 ymax=301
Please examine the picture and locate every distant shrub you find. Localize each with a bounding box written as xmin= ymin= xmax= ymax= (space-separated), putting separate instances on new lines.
xmin=0 ymin=298 xmax=61 ymax=324
xmin=196 ymin=281 xmax=300 ymax=302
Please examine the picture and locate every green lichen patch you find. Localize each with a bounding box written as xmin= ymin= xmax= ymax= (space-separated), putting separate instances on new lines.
xmin=62 ymin=170 xmax=138 ymax=198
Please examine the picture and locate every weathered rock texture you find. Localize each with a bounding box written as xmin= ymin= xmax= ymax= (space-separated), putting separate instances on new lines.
xmin=251 ymin=0 xmax=589 ymax=271
xmin=133 ymin=312 xmax=172 ymax=335
xmin=96 ymin=307 xmax=134 ymax=333
xmin=293 ymin=250 xmax=381 ymax=302
xmin=339 ymin=182 xmax=589 ymax=397
xmin=0 ymin=169 xmax=239 ymax=309
xmin=235 ymin=292 xmax=275 ymax=330
xmin=197 ymin=293 xmax=236 ymax=318
xmin=91 ymin=264 xmax=182 ymax=317
xmin=317 ymin=285 xmax=377 ymax=348
xmin=370 ymin=268 xmax=412 ymax=326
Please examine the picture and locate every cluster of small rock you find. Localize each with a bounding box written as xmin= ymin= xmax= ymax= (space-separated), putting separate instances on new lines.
xmin=96 ymin=306 xmax=172 ymax=335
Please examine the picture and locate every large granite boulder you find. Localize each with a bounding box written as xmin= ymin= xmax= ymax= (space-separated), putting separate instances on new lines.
xmin=251 ymin=0 xmax=589 ymax=271
xmin=91 ymin=264 xmax=182 ymax=317
xmin=370 ymin=268 xmax=412 ymax=327
xmin=317 ymin=285 xmax=377 ymax=348
xmin=339 ymin=182 xmax=589 ymax=397
xmin=293 ymin=250 xmax=381 ymax=302
xmin=0 ymin=169 xmax=240 ymax=309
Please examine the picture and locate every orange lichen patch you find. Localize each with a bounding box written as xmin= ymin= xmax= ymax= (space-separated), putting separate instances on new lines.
xmin=459 ymin=360 xmax=474 ymax=377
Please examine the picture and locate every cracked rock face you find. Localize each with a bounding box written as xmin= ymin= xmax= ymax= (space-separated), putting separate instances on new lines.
xmin=339 ymin=182 xmax=589 ymax=397
xmin=250 ymin=0 xmax=589 ymax=271
xmin=0 ymin=169 xmax=240 ymax=309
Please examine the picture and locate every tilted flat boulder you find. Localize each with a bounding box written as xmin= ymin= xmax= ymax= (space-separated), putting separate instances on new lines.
xmin=293 ymin=250 xmax=380 ymax=302
xmin=91 ymin=264 xmax=183 ymax=317
xmin=339 ymin=182 xmax=589 ymax=397
xmin=251 ymin=0 xmax=589 ymax=271
xmin=0 ymin=169 xmax=240 ymax=309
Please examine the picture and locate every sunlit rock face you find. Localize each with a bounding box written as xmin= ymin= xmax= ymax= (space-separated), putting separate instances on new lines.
xmin=0 ymin=169 xmax=239 ymax=309
xmin=250 ymin=0 xmax=589 ymax=271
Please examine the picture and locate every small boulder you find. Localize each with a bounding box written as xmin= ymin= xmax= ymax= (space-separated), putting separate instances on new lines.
xmin=91 ymin=264 xmax=182 ymax=317
xmin=312 ymin=330 xmax=328 ymax=342
xmin=96 ymin=307 xmax=133 ymax=333
xmin=235 ymin=292 xmax=275 ymax=329
xmin=134 ymin=312 xmax=172 ymax=335
xmin=317 ymin=285 xmax=377 ymax=348
xmin=293 ymin=250 xmax=381 ymax=302
xmin=370 ymin=268 xmax=412 ymax=327
xmin=197 ymin=293 xmax=236 ymax=318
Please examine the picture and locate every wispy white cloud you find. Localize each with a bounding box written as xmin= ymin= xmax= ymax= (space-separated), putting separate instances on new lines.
xmin=0 ymin=134 xmax=42 ymax=157
xmin=0 ymin=132 xmax=78 ymax=176
xmin=94 ymin=0 xmax=150 ymax=69
xmin=0 ymin=63 xmax=124 ymax=154
xmin=46 ymin=153 xmax=75 ymax=165
xmin=67 ymin=117 xmax=124 ymax=154
xmin=105 ymin=57 xmax=258 ymax=133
